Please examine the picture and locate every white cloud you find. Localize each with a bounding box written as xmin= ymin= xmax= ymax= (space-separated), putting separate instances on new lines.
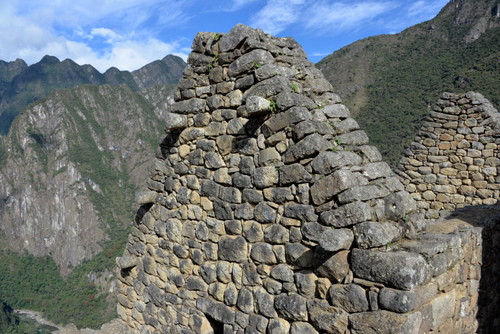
xmin=303 ymin=1 xmax=397 ymax=34
xmin=408 ymin=0 xmax=448 ymax=20
xmin=0 ymin=0 xmax=190 ymax=71
xmin=250 ymin=0 xmax=306 ymax=35
xmin=226 ymin=0 xmax=261 ymax=12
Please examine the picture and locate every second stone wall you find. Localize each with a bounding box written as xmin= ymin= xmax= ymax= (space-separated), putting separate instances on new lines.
xmin=398 ymin=92 xmax=500 ymax=219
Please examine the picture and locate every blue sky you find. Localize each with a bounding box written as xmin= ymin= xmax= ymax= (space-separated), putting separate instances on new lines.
xmin=0 ymin=0 xmax=449 ymax=72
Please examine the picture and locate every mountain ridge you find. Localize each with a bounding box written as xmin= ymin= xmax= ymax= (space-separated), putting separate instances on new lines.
xmin=317 ymin=0 xmax=499 ymax=165
xmin=0 ymin=54 xmax=186 ymax=134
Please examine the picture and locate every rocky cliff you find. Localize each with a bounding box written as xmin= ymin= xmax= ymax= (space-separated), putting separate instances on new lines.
xmin=0 ymin=83 xmax=173 ymax=275
xmin=0 ymin=54 xmax=186 ymax=134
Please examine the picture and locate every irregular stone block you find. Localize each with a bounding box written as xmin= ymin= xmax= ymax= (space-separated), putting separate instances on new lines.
xmin=274 ymin=293 xmax=308 ymax=321
xmin=351 ymin=249 xmax=431 ymax=290
xmin=228 ymin=49 xmax=275 ymax=77
xmin=301 ymin=222 xmax=327 ymax=242
xmin=218 ymin=236 xmax=248 ymax=262
xmin=336 ymin=130 xmax=369 ymax=145
xmin=255 ymin=287 xmax=278 ymax=318
xmin=250 ymin=242 xmax=277 ymax=264
xmin=378 ymin=282 xmax=437 ymax=313
xmin=315 ymin=250 xmax=350 ymax=283
xmin=293 ymin=120 xmax=335 ymax=141
xmin=219 ymin=24 xmax=261 ymax=52
xmin=197 ymin=297 xmax=236 ymax=324
xmin=290 ymin=322 xmax=319 ymax=334
xmin=276 ymin=91 xmax=317 ymax=110
xmin=171 ymin=98 xmax=206 ymax=114
xmin=267 ymin=318 xmax=290 ymax=334
xmin=284 ymin=203 xmax=318 ymax=222
xmin=253 ymin=166 xmax=278 ymax=189
xmin=245 ymin=95 xmax=271 ymax=116
xmin=279 ymin=163 xmax=312 ymax=185
xmin=319 ymin=228 xmax=354 ymax=252
xmin=311 ymin=151 xmax=362 ymax=175
xmin=338 ymin=185 xmax=391 ymax=204
xmin=307 ymin=299 xmax=349 ymax=334
xmin=285 ymin=243 xmax=313 ymax=268
xmin=271 ymin=264 xmax=294 ymax=282
xmin=328 ymin=284 xmax=369 ymax=313
xmin=349 ymin=310 xmax=422 ymax=334
xmin=294 ymin=271 xmax=317 ymax=297
xmin=320 ymin=201 xmax=374 ymax=228
xmin=283 ymin=133 xmax=331 ymax=163
xmin=164 ymin=112 xmax=188 ymax=131
xmin=322 ymin=104 xmax=351 ymax=118
xmin=353 ymin=221 xmax=401 ymax=249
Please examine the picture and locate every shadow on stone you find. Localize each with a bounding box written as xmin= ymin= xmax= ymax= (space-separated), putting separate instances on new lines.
xmin=442 ymin=205 xmax=500 ymax=334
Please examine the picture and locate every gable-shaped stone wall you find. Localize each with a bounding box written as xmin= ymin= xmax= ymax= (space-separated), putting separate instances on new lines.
xmin=398 ymin=92 xmax=500 ymax=219
xmin=115 ymin=25 xmax=483 ymax=334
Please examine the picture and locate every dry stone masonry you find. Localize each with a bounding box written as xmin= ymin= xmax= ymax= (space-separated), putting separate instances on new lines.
xmin=115 ymin=25 xmax=485 ymax=333
xmin=398 ymin=92 xmax=500 ymax=219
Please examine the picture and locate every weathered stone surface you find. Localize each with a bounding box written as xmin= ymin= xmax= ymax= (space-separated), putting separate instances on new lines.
xmin=250 ymin=242 xmax=277 ymax=264
xmin=315 ymin=250 xmax=350 ymax=283
xmin=378 ymin=282 xmax=438 ymax=313
xmin=228 ymin=49 xmax=275 ymax=77
xmin=274 ymin=293 xmax=308 ymax=321
xmin=294 ymin=271 xmax=317 ymax=297
xmin=328 ymin=284 xmax=369 ymax=313
xmin=301 ymin=222 xmax=327 ymax=242
xmin=311 ymin=151 xmax=362 ymax=175
xmin=353 ymin=221 xmax=401 ymax=249
xmin=320 ymin=201 xmax=374 ymax=228
xmin=197 ymin=297 xmax=236 ymax=324
xmin=338 ymin=185 xmax=391 ymax=204
xmin=285 ymin=243 xmax=313 ymax=268
xmin=319 ymin=229 xmax=354 ymax=252
xmin=245 ymin=95 xmax=271 ymax=116
xmin=290 ymin=322 xmax=319 ymax=334
xmin=219 ymin=24 xmax=260 ymax=52
xmin=322 ymin=104 xmax=351 ymax=118
xmin=284 ymin=203 xmax=318 ymax=222
xmin=267 ymin=318 xmax=290 ymax=334
xmin=171 ymin=98 xmax=206 ymax=114
xmin=283 ymin=133 xmax=331 ymax=163
xmin=271 ymin=264 xmax=295 ymax=282
xmin=279 ymin=163 xmax=312 ymax=185
xmin=307 ymin=299 xmax=349 ymax=334
xmin=218 ymin=236 xmax=248 ymax=262
xmin=254 ymin=202 xmax=277 ymax=223
xmin=349 ymin=310 xmax=422 ymax=334
xmin=351 ymin=249 xmax=431 ymax=290
xmin=253 ymin=166 xmax=279 ymax=188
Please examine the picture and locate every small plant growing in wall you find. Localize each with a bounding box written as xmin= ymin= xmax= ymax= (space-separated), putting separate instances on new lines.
xmin=268 ymin=99 xmax=278 ymax=112
xmin=211 ymin=33 xmax=221 ymax=41
xmin=290 ymin=83 xmax=298 ymax=92
xmin=252 ymin=60 xmax=262 ymax=69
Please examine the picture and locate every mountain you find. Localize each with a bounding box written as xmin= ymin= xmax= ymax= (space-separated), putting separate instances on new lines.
xmin=317 ymin=0 xmax=500 ymax=165
xmin=0 ymin=54 xmax=186 ymax=134
xmin=0 ymin=82 xmax=176 ymax=328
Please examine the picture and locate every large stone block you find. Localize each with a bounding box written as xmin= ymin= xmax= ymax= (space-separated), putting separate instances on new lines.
xmin=349 ymin=310 xmax=422 ymax=334
xmin=351 ymin=249 xmax=431 ymax=290
xmin=218 ymin=236 xmax=248 ymax=262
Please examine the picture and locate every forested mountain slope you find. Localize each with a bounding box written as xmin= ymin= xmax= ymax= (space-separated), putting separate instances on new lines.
xmin=317 ymin=0 xmax=499 ymax=165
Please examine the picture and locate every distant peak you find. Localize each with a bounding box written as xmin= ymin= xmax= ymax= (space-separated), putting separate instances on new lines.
xmin=39 ymin=55 xmax=60 ymax=65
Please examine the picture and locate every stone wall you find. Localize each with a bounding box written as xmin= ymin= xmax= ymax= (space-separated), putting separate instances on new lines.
xmin=115 ymin=25 xmax=483 ymax=333
xmin=398 ymin=92 xmax=500 ymax=219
